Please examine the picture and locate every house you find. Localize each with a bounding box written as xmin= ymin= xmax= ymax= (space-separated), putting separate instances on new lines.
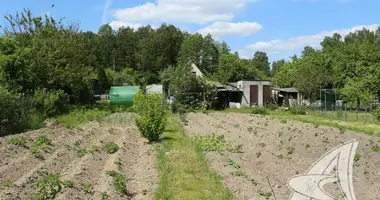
xmin=272 ymin=87 xmax=300 ymax=107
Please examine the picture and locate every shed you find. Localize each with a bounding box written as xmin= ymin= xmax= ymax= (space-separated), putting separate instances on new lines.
xmin=109 ymin=86 xmax=140 ymax=106
xmin=233 ymin=79 xmax=272 ymax=107
xmin=272 ymin=87 xmax=300 ymax=107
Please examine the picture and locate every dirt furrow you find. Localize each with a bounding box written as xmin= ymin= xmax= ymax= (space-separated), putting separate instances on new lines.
xmin=185 ymin=112 xmax=380 ymax=200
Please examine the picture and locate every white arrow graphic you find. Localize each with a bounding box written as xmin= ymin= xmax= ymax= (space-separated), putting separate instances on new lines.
xmin=287 ymin=140 xmax=358 ymax=200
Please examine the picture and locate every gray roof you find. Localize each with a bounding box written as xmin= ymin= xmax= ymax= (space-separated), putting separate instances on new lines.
xmin=273 ymin=87 xmax=298 ymax=93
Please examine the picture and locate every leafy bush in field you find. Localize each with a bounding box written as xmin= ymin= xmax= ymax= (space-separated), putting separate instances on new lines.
xmin=0 ymin=86 xmax=27 ymax=135
xmin=251 ymin=107 xmax=268 ymax=115
xmin=372 ymin=106 xmax=380 ymax=121
xmin=30 ymin=88 xmax=68 ymax=117
xmin=133 ymin=91 xmax=167 ymax=142
xmin=289 ymin=106 xmax=307 ymax=115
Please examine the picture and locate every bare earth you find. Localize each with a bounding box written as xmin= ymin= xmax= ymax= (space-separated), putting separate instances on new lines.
xmin=0 ymin=113 xmax=157 ymax=200
xmin=184 ymin=112 xmax=380 ymax=200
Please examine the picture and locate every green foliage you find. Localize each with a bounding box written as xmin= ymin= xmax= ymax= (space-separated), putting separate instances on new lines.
xmin=7 ymin=137 xmax=29 ymax=147
xmin=30 ymin=88 xmax=68 ymax=117
xmin=195 ymin=134 xmax=243 ymax=153
xmin=106 ymin=170 xmax=127 ymax=194
xmin=258 ymin=190 xmax=272 ymax=199
xmin=100 ymin=192 xmax=110 ymax=200
xmin=103 ymin=142 xmax=119 ymax=154
xmin=31 ymin=135 xmax=53 ymax=158
xmin=0 ymin=86 xmax=28 ymax=135
xmin=372 ymin=106 xmax=380 ymax=121
xmin=289 ymin=106 xmax=307 ymax=115
xmin=82 ymin=183 xmax=94 ymax=194
xmin=133 ymin=91 xmax=167 ymax=142
xmin=56 ymin=107 xmax=112 ymax=128
xmin=250 ymin=107 xmax=268 ymax=115
xmin=265 ymin=103 xmax=279 ymax=111
xmin=33 ymin=173 xmax=63 ymax=200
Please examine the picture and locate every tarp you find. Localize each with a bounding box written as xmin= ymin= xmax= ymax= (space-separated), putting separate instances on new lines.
xmin=109 ymin=86 xmax=140 ymax=106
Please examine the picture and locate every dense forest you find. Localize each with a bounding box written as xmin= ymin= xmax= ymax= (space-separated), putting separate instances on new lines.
xmin=1 ymin=9 xmax=380 ymax=135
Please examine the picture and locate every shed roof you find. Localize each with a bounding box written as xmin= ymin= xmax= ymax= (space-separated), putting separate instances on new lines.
xmin=273 ymin=87 xmax=298 ymax=93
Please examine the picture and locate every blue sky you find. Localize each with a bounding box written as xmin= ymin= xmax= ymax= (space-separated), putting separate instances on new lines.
xmin=1 ymin=0 xmax=379 ymax=62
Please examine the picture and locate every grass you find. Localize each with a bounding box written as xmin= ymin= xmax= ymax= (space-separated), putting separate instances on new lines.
xmin=55 ymin=103 xmax=132 ymax=128
xmin=155 ymin=114 xmax=232 ymax=200
xmin=220 ymin=108 xmax=380 ymax=136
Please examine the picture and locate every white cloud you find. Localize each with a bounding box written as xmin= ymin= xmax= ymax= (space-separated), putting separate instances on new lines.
xmin=102 ymin=0 xmax=112 ymax=24
xmin=198 ymin=21 xmax=263 ymax=38
xmin=109 ymin=21 xmax=148 ymax=30
xmin=244 ymin=24 xmax=380 ymax=53
xmin=111 ymin=0 xmax=259 ymax=25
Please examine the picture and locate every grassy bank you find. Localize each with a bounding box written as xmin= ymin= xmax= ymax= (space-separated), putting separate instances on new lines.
xmin=219 ymin=108 xmax=380 ymax=136
xmin=155 ymin=114 xmax=231 ymax=200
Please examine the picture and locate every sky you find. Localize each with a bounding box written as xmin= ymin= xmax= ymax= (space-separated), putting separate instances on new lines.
xmin=1 ymin=0 xmax=379 ymax=63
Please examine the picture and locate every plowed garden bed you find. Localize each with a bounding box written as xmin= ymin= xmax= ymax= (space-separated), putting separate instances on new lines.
xmin=184 ymin=112 xmax=380 ymax=200
xmin=0 ymin=113 xmax=157 ymax=200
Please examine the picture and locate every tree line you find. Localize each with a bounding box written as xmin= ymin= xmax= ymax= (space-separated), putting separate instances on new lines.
xmin=0 ymin=9 xmax=271 ymax=134
xmin=273 ymin=28 xmax=380 ymax=110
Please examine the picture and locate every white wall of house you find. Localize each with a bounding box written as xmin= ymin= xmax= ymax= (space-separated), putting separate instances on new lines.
xmin=237 ymin=80 xmax=271 ymax=107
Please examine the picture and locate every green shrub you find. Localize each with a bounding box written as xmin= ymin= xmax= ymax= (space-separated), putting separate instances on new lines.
xmin=289 ymin=106 xmax=307 ymax=115
xmin=251 ymin=107 xmax=268 ymax=115
xmin=30 ymin=88 xmax=68 ymax=117
xmin=0 ymin=86 xmax=28 ymax=135
xmin=372 ymin=106 xmax=380 ymax=121
xmin=133 ymin=91 xmax=167 ymax=142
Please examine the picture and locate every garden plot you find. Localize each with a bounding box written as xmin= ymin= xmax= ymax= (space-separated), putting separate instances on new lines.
xmin=0 ymin=113 xmax=157 ymax=200
xmin=184 ymin=112 xmax=380 ymax=200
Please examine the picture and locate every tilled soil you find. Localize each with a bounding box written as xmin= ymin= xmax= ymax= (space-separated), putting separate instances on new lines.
xmin=184 ymin=112 xmax=380 ymax=200
xmin=0 ymin=113 xmax=157 ymax=200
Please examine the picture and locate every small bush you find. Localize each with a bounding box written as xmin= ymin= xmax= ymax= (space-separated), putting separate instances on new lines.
xmin=30 ymin=88 xmax=68 ymax=117
xmin=133 ymin=91 xmax=167 ymax=142
xmin=33 ymin=173 xmax=63 ymax=200
xmin=103 ymin=142 xmax=119 ymax=154
xmin=0 ymin=87 xmax=28 ymax=135
xmin=251 ymin=107 xmax=268 ymax=115
xmin=289 ymin=106 xmax=307 ymax=115
xmin=106 ymin=170 xmax=127 ymax=194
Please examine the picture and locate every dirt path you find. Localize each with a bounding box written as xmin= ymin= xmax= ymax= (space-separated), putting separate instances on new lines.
xmin=184 ymin=112 xmax=380 ymax=200
xmin=0 ymin=113 xmax=157 ymax=200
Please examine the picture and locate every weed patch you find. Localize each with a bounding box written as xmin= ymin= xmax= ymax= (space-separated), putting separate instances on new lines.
xmin=103 ymin=142 xmax=119 ymax=154
xmin=106 ymin=170 xmax=127 ymax=194
xmin=7 ymin=137 xmax=29 ymax=147
xmin=194 ymin=134 xmax=243 ymax=153
xmin=31 ymin=135 xmax=53 ymax=158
